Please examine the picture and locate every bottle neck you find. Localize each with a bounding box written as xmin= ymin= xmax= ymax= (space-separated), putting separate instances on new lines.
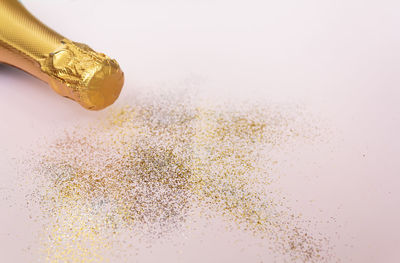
xmin=0 ymin=0 xmax=64 ymax=62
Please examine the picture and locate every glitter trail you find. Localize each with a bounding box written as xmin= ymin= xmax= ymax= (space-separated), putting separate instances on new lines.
xmin=23 ymin=94 xmax=333 ymax=262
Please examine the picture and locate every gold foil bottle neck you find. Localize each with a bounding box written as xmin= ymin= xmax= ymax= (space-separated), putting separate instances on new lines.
xmin=0 ymin=0 xmax=124 ymax=110
xmin=40 ymin=39 xmax=124 ymax=110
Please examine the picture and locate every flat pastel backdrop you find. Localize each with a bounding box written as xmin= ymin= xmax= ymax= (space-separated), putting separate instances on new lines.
xmin=1 ymin=0 xmax=399 ymax=262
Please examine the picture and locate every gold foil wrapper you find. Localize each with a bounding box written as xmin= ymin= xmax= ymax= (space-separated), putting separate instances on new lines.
xmin=0 ymin=0 xmax=124 ymax=110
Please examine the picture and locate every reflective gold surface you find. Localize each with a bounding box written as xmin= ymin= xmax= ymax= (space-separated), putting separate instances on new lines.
xmin=0 ymin=0 xmax=124 ymax=110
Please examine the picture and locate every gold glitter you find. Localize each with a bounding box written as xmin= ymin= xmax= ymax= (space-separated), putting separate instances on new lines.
xmin=24 ymin=94 xmax=333 ymax=262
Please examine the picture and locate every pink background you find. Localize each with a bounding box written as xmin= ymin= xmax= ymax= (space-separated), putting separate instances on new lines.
xmin=1 ymin=0 xmax=400 ymax=262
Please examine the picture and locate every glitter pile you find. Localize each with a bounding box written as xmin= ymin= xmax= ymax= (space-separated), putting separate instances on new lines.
xmin=23 ymin=94 xmax=332 ymax=262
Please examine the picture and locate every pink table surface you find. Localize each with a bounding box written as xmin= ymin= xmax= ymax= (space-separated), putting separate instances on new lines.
xmin=1 ymin=0 xmax=399 ymax=262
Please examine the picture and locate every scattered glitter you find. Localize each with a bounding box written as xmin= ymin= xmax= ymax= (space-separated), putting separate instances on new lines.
xmin=20 ymin=93 xmax=334 ymax=262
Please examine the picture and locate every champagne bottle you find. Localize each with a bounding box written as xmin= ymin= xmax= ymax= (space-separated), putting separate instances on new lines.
xmin=0 ymin=0 xmax=124 ymax=110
